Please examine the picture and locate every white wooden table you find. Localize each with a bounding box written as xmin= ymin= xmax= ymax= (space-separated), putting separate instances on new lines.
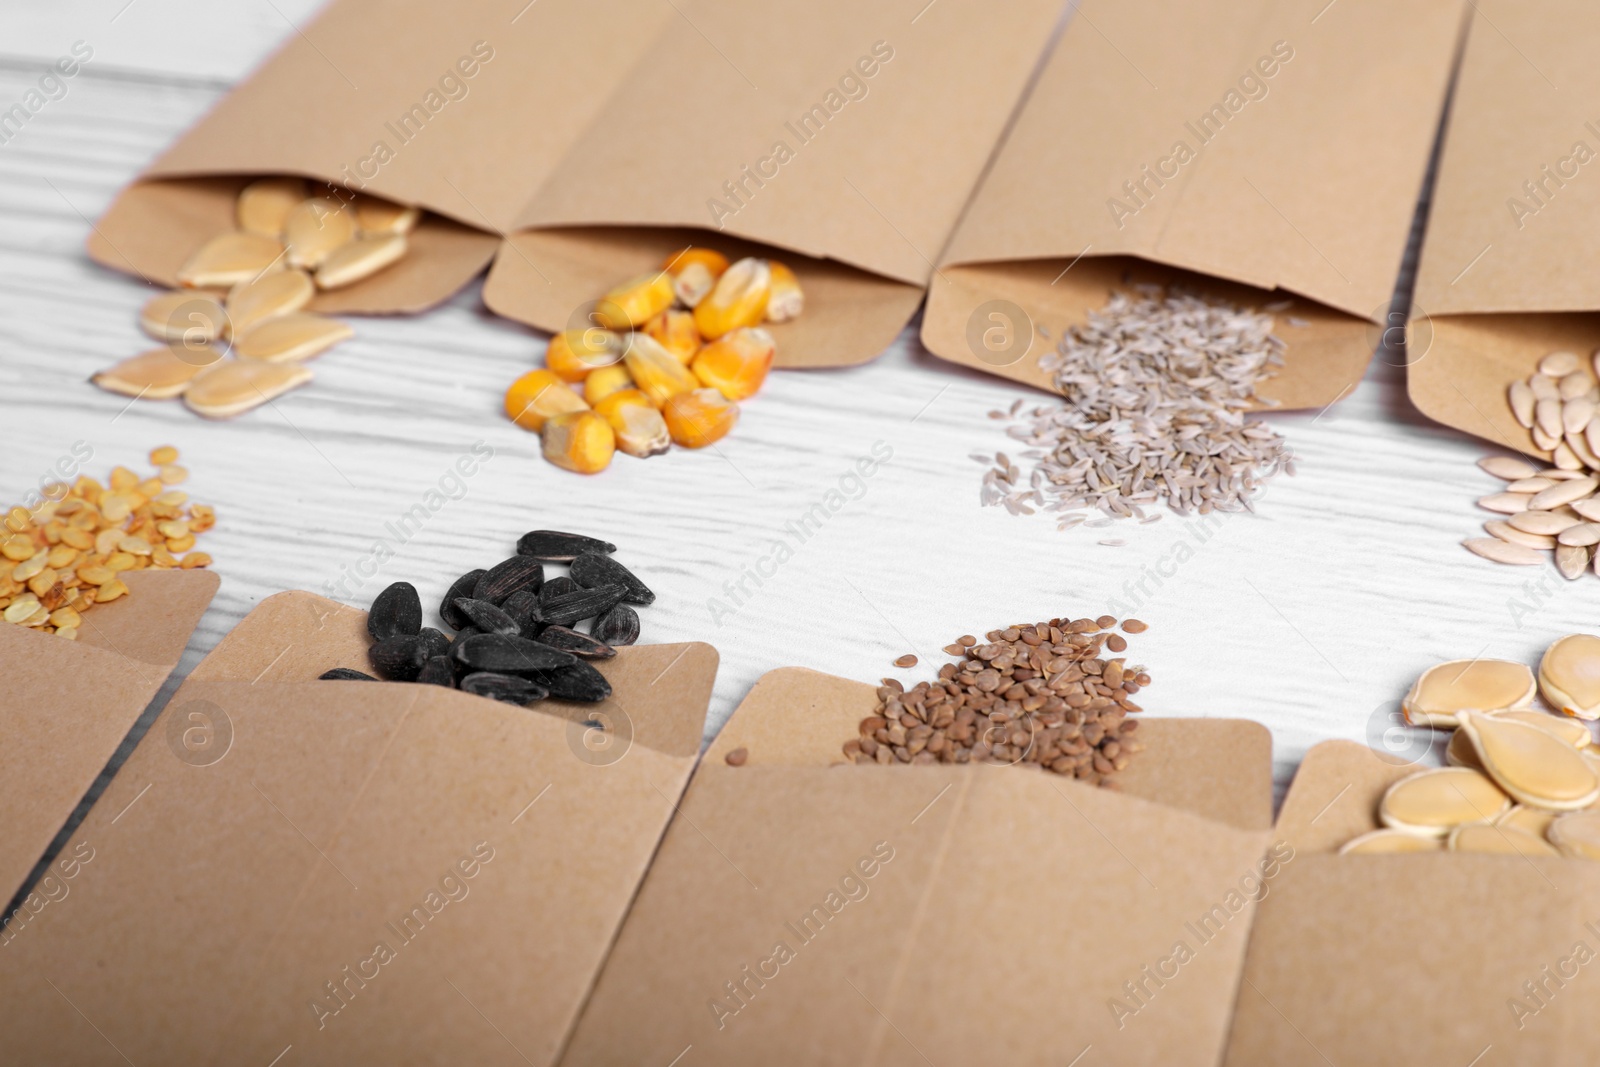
xmin=3 ymin=2 xmax=1591 ymax=826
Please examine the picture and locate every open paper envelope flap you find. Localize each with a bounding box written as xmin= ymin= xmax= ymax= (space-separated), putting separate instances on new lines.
xmin=1224 ymin=740 xmax=1600 ymax=1065
xmin=0 ymin=646 xmax=715 ymax=1064
xmin=0 ymin=568 xmax=217 ymax=905
xmin=557 ymin=668 xmax=1277 ymax=1065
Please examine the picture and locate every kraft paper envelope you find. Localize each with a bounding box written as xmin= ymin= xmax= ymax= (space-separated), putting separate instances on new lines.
xmin=923 ymin=0 xmax=1467 ymax=411
xmin=0 ymin=590 xmax=717 ymax=1066
xmin=1411 ymin=0 xmax=1600 ymax=453
xmin=1224 ymin=740 xmax=1600 ymax=1065
xmin=560 ymin=667 xmax=1277 ymax=1066
xmin=92 ymin=0 xmax=1065 ymax=368
xmin=0 ymin=567 xmax=217 ymax=907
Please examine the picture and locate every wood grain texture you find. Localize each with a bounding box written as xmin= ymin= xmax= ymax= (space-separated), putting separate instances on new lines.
xmin=0 ymin=7 xmax=1595 ymax=862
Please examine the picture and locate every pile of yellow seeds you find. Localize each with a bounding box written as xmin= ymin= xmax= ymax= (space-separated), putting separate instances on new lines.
xmin=504 ymin=248 xmax=804 ymax=474
xmin=0 ymin=447 xmax=214 ymax=639
xmin=1342 ymin=635 xmax=1600 ymax=857
xmin=93 ymin=177 xmax=421 ymax=420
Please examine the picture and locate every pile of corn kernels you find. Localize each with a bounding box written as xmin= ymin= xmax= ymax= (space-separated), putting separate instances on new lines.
xmin=1 ymin=447 xmax=214 ymax=639
xmin=504 ymin=248 xmax=803 ymax=474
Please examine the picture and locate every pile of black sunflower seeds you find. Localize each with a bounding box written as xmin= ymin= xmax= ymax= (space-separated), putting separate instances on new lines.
xmin=319 ymin=530 xmax=653 ymax=706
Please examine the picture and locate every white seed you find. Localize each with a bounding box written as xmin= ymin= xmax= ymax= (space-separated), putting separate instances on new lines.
xmin=1569 ymin=497 xmax=1600 ymax=522
xmin=1533 ymin=426 xmax=1560 ymax=451
xmin=1547 ymin=810 xmax=1600 ymax=859
xmin=1538 ymin=634 xmax=1600 ymax=720
xmin=1561 ymin=372 xmax=1593 ymax=400
xmin=233 ymin=312 xmax=354 ymax=363
xmin=175 ymin=231 xmax=284 ymax=288
xmin=236 ymin=177 xmax=308 ymax=236
xmin=1464 ymin=537 xmax=1547 ymax=565
xmin=1403 ymin=658 xmax=1536 ymax=727
xmin=139 ymin=289 xmax=226 ymax=344
xmin=91 ymin=345 xmax=221 ymax=400
xmin=1509 ymin=382 xmax=1536 ymax=428
xmin=1530 ymin=476 xmax=1597 ymax=510
xmin=283 ymin=197 xmax=356 ymax=270
xmin=1541 ymin=351 xmax=1582 ymax=377
xmin=226 ymin=268 xmax=314 ymax=337
xmin=1539 ymin=467 xmax=1587 ymax=480
xmin=1567 ymin=430 xmax=1600 ymax=470
xmin=1554 ymin=441 xmax=1584 ymax=470
xmin=1558 ymin=523 xmax=1600 ymax=546
xmin=1485 ymin=520 xmax=1555 ymax=549
xmin=1536 ymin=398 xmax=1563 ymax=438
xmin=1557 ymin=542 xmax=1590 ymax=579
xmin=1380 ymin=767 xmax=1510 ymax=836
xmin=314 ymin=234 xmax=407 ymax=290
xmin=183 ymin=359 xmax=313 ymax=419
xmin=1505 ymin=477 xmax=1557 ymax=493
xmin=1530 ymin=373 xmax=1561 ymax=401
xmin=1458 ymin=710 xmax=1600 ymax=810
xmin=1480 ymin=455 xmax=1538 ymax=480
xmin=1478 ymin=492 xmax=1533 ymax=514
xmin=1509 ymin=510 xmax=1581 ymax=535
xmin=1566 ymin=398 xmax=1597 ymax=435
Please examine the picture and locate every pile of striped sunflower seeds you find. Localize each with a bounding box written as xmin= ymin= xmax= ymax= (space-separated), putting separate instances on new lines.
xmin=93 ymin=177 xmax=421 ymax=419
xmin=321 ymin=530 xmax=652 ymax=706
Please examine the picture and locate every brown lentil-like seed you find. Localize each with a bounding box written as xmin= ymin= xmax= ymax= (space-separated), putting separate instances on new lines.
xmin=1106 ymin=634 xmax=1127 ymax=652
xmin=894 ymin=654 xmax=918 ymax=668
xmin=724 ymin=747 xmax=749 ymax=766
xmin=1122 ymin=619 xmax=1148 ymax=633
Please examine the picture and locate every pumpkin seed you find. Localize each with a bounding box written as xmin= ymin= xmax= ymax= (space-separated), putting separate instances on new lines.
xmin=516 ymin=529 xmax=617 ymax=561
xmin=1378 ymin=767 xmax=1510 ymax=836
xmin=473 ymin=555 xmax=544 ymax=605
xmin=460 ymin=671 xmax=548 ymax=705
xmin=1457 ymin=710 xmax=1600 ymax=810
xmin=1547 ymin=810 xmax=1600 ymax=859
xmin=1338 ymin=829 xmax=1446 ymax=855
xmin=93 ymin=346 xmax=221 ymax=399
xmin=319 ymin=667 xmax=376 ymax=681
xmin=439 ymin=570 xmax=487 ymax=630
xmin=140 ymin=290 xmax=228 ymax=344
xmin=1489 ymin=707 xmax=1594 ymax=747
xmin=233 ymin=312 xmax=353 ymax=362
xmin=1448 ymin=822 xmax=1561 ymax=856
xmin=176 ymin=231 xmax=285 ymax=288
xmin=315 ymin=233 xmax=407 ymax=290
xmin=355 ymin=196 xmax=420 ymax=235
xmin=591 ymin=604 xmax=640 ymax=646
xmin=569 ymin=552 xmax=654 ymax=605
xmin=453 ymin=598 xmax=521 ymax=636
xmin=451 ymin=632 xmax=577 ymax=673
xmin=1498 ymin=804 xmax=1558 ymax=840
xmin=1402 ymin=658 xmax=1535 ymax=727
xmin=367 ymin=581 xmax=422 ymax=640
xmin=1538 ymin=633 xmax=1600 ymax=720
xmin=226 ymin=268 xmax=314 ymax=336
xmin=183 ymin=359 xmax=312 ymax=419
xmin=237 ymin=177 xmax=309 ymax=236
xmin=532 ymin=624 xmax=616 ymax=659
xmin=283 ymin=197 xmax=356 ymax=269
xmin=369 ymin=634 xmax=426 ymax=681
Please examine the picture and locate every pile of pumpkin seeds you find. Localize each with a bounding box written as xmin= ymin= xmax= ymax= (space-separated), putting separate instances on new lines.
xmin=93 ymin=178 xmax=421 ymax=420
xmin=321 ymin=530 xmax=653 ymax=706
xmin=1343 ymin=635 xmax=1600 ymax=857
xmin=982 ymin=287 xmax=1292 ymax=528
xmin=1 ymin=447 xmax=213 ymax=638
xmin=844 ymin=616 xmax=1151 ymax=786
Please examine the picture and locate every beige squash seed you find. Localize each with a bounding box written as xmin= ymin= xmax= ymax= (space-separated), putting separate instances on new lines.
xmin=139 ymin=290 xmax=227 ymax=344
xmin=1558 ymin=523 xmax=1600 ymax=546
xmin=1477 ymin=493 xmax=1533 ymax=515
xmin=1508 ymin=383 xmax=1537 ymax=429
xmin=1485 ymin=520 xmax=1555 ymax=550
xmin=1530 ymin=476 xmax=1598 ymax=510
xmin=1338 ymin=829 xmax=1446 ymax=855
xmin=1379 ymin=767 xmax=1510 ymax=835
xmin=183 ymin=359 xmax=313 ymax=419
xmin=1561 ymin=371 xmax=1594 ymax=400
xmin=1506 ymin=477 xmax=1557 ymax=493
xmin=1481 ymin=455 xmax=1538 ymax=480
xmin=226 ymin=268 xmax=314 ymax=336
xmin=1557 ymin=543 xmax=1591 ymax=579
xmin=233 ymin=313 xmax=354 ymax=363
xmin=1538 ymin=633 xmax=1600 ymax=720
xmin=1508 ymin=510 xmax=1580 ymax=535
xmin=1547 ymin=810 xmax=1600 ymax=859
xmin=1541 ymin=351 xmax=1583 ymax=377
xmin=314 ymin=234 xmax=407 ymax=289
xmin=176 ymin=231 xmax=285 ymax=288
xmin=1463 ymin=537 xmax=1545 ymax=566
xmin=355 ymin=196 xmax=420 ymax=235
xmin=1448 ymin=821 xmax=1561 ymax=856
xmin=1536 ymin=398 xmax=1564 ymax=439
xmin=1404 ymin=658 xmax=1536 ymax=728
xmin=1457 ymin=710 xmax=1600 ymax=810
xmin=283 ymin=198 xmax=356 ymax=269
xmin=237 ymin=177 xmax=309 ymax=236
xmin=92 ymin=346 xmax=221 ymax=399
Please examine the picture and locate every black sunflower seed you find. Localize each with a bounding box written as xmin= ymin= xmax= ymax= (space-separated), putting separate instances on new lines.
xmin=369 ymin=634 xmax=426 ymax=681
xmin=451 ymin=632 xmax=578 ymax=674
xmin=440 ymin=570 xmax=487 ymax=630
xmin=368 ymin=581 xmax=422 ymax=640
xmin=529 ymin=659 xmax=612 ymax=703
xmin=319 ymin=667 xmax=377 ymax=681
xmin=591 ymin=604 xmax=641 ymax=646
xmin=516 ymin=530 xmax=617 ymax=562
xmin=417 ymin=626 xmax=451 ymax=661
xmin=460 ymin=671 xmax=549 ymax=705
xmin=570 ymin=553 xmax=654 ymax=606
xmin=474 ymin=556 xmax=544 ymax=605
xmin=502 ymin=589 xmax=544 ymax=631
xmin=538 ymin=576 xmax=579 ymax=603
xmin=539 ymin=584 xmax=627 ymax=627
xmin=416 ymin=655 xmax=456 ymax=688
xmin=453 ymin=598 xmax=521 ymax=636
xmin=534 ymin=625 xmax=616 ymax=659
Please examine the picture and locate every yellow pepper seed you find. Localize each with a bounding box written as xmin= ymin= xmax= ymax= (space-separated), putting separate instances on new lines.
xmin=545 ymin=328 xmax=625 ymax=382
xmin=504 ymin=369 xmax=590 ymax=432
xmin=180 ymin=552 xmax=213 ymax=569
xmin=95 ymin=579 xmax=130 ymax=604
xmin=644 ymin=308 xmax=703 ymax=363
xmin=584 ymin=364 xmax=635 ymax=406
xmin=692 ymin=326 xmax=775 ymax=402
xmin=2 ymin=535 xmax=34 ymax=561
xmin=149 ymin=445 xmax=179 ymax=465
xmin=593 ymin=272 xmax=675 ymax=332
xmin=693 ymin=257 xmax=770 ymax=340
xmin=594 ymin=389 xmax=672 ymax=458
xmin=662 ymin=389 xmax=740 ymax=449
xmin=623 ymin=333 xmax=699 ymax=407
xmin=541 ymin=411 xmax=616 ymax=474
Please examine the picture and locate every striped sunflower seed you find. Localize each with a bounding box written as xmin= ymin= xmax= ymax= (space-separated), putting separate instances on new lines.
xmin=473 ymin=556 xmax=544 ymax=605
xmin=460 ymin=671 xmax=548 ymax=705
xmin=416 ymin=655 xmax=456 ymax=688
xmin=534 ymin=625 xmax=616 ymax=659
xmin=367 ymin=581 xmax=422 ymax=640
xmin=369 ymin=634 xmax=426 ymax=681
xmin=440 ymin=570 xmax=487 ymax=630
xmin=516 ymin=529 xmax=618 ymax=562
xmin=569 ymin=552 xmax=654 ymax=605
xmin=591 ymin=604 xmax=640 ymax=646
xmin=319 ymin=667 xmax=376 ymax=681
xmin=528 ymin=659 xmax=612 ymax=703
xmin=539 ymin=584 xmax=628 ymax=627
xmin=453 ymin=598 xmax=521 ymax=636
xmin=451 ymin=632 xmax=577 ymax=673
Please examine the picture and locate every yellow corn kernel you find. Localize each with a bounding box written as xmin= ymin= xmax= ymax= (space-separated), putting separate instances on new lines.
xmin=505 ymin=369 xmax=589 ymax=432
xmin=623 ymin=333 xmax=699 ymax=407
xmin=594 ymin=271 xmax=674 ymax=332
xmin=180 ymin=552 xmax=213 ymax=569
xmin=663 ymin=388 xmax=740 ymax=449
xmin=662 ymin=247 xmax=730 ymax=277
xmin=541 ymin=411 xmax=616 ymax=474
xmin=694 ymin=257 xmax=770 ymax=340
xmin=643 ymin=309 xmax=702 ymax=363
xmin=545 ymin=328 xmax=625 ymax=382
xmin=692 ymin=326 xmax=775 ymax=401
xmin=594 ymin=389 xmax=672 ymax=458
xmin=584 ymin=364 xmax=634 ymax=406
xmin=765 ymin=260 xmax=804 ymax=323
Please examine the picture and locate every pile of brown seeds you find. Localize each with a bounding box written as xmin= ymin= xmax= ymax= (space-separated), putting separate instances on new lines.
xmin=980 ymin=287 xmax=1292 ymax=528
xmin=1 ymin=447 xmax=214 ymax=638
xmin=93 ymin=178 xmax=422 ymax=420
xmin=843 ymin=616 xmax=1151 ymax=786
